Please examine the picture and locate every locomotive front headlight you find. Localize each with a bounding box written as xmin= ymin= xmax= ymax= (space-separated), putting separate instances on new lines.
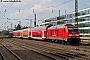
xmin=76 ymin=34 xmax=79 ymax=36
xmin=69 ymin=34 xmax=72 ymax=36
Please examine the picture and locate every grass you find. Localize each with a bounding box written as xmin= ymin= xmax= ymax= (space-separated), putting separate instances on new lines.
xmin=83 ymin=48 xmax=87 ymax=52
xmin=88 ymin=50 xmax=90 ymax=53
xmin=0 ymin=39 xmax=6 ymax=43
xmin=87 ymin=41 xmax=90 ymax=45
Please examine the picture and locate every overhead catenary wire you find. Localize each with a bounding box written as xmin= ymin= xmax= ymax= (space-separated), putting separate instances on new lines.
xmin=29 ymin=0 xmax=73 ymax=18
xmin=4 ymin=2 xmax=15 ymax=13
xmin=0 ymin=0 xmax=73 ymax=21
xmin=1 ymin=0 xmax=73 ymax=19
xmin=0 ymin=0 xmax=44 ymax=29
xmin=0 ymin=0 xmax=44 ymax=18
xmin=38 ymin=0 xmax=73 ymax=14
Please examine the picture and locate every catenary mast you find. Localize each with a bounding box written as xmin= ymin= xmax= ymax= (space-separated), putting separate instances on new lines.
xmin=75 ymin=0 xmax=78 ymax=26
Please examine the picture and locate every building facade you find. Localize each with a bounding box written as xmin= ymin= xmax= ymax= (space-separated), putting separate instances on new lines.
xmin=41 ymin=8 xmax=90 ymax=37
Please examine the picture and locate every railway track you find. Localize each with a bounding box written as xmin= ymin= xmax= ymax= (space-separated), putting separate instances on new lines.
xmin=0 ymin=42 xmax=22 ymax=60
xmin=6 ymin=39 xmax=66 ymax=60
xmin=4 ymin=39 xmax=89 ymax=60
xmin=0 ymin=52 xmax=5 ymax=60
xmin=0 ymin=39 xmax=59 ymax=60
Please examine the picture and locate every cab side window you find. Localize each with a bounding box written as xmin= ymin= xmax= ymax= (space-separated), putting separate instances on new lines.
xmin=64 ymin=29 xmax=66 ymax=32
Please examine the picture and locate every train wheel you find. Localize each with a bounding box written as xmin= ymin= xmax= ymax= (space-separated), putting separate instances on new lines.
xmin=51 ymin=39 xmax=54 ymax=42
xmin=57 ymin=40 xmax=59 ymax=42
xmin=63 ymin=41 xmax=66 ymax=45
xmin=44 ymin=39 xmax=48 ymax=42
xmin=55 ymin=40 xmax=58 ymax=42
xmin=62 ymin=41 xmax=68 ymax=45
xmin=64 ymin=41 xmax=68 ymax=45
xmin=62 ymin=41 xmax=65 ymax=44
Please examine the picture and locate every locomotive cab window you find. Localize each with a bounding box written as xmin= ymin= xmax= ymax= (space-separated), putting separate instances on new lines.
xmin=68 ymin=28 xmax=73 ymax=32
xmin=68 ymin=28 xmax=78 ymax=32
xmin=73 ymin=28 xmax=78 ymax=32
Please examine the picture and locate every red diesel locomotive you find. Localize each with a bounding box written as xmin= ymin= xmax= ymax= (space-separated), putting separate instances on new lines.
xmin=9 ymin=24 xmax=81 ymax=44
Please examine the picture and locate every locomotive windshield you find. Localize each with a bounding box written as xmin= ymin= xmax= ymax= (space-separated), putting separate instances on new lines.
xmin=68 ymin=28 xmax=78 ymax=32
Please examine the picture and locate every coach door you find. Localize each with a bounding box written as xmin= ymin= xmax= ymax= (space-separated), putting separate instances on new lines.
xmin=42 ymin=31 xmax=44 ymax=39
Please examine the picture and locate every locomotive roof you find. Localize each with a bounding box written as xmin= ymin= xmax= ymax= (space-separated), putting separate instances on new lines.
xmin=48 ymin=24 xmax=74 ymax=29
xmin=32 ymin=26 xmax=47 ymax=30
xmin=22 ymin=28 xmax=29 ymax=31
xmin=13 ymin=30 xmax=22 ymax=32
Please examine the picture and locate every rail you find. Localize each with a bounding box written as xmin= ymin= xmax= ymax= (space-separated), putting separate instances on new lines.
xmin=6 ymin=39 xmax=89 ymax=60
xmin=0 ymin=52 xmax=5 ymax=60
xmin=0 ymin=43 xmax=22 ymax=60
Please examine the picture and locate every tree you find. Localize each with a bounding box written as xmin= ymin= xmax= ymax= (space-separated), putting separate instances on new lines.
xmin=13 ymin=24 xmax=29 ymax=31
xmin=14 ymin=24 xmax=21 ymax=30
xmin=1 ymin=30 xmax=9 ymax=36
xmin=21 ymin=26 xmax=28 ymax=29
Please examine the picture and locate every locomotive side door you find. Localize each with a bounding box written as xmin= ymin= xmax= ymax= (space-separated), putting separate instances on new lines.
xmin=63 ymin=28 xmax=66 ymax=38
xmin=63 ymin=28 xmax=65 ymax=38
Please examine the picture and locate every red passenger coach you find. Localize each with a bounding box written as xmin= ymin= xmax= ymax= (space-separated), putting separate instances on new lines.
xmin=13 ymin=30 xmax=22 ymax=38
xmin=31 ymin=26 xmax=47 ymax=40
xmin=22 ymin=29 xmax=29 ymax=38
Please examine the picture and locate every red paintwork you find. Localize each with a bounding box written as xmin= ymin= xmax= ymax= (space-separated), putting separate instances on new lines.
xmin=12 ymin=24 xmax=80 ymax=40
xmin=31 ymin=27 xmax=47 ymax=39
xmin=13 ymin=30 xmax=22 ymax=37
xmin=22 ymin=30 xmax=28 ymax=37
xmin=47 ymin=25 xmax=80 ymax=39
xmin=47 ymin=27 xmax=65 ymax=39
xmin=32 ymin=31 xmax=42 ymax=37
xmin=13 ymin=32 xmax=17 ymax=37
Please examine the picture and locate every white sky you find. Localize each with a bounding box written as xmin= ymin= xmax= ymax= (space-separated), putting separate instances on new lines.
xmin=0 ymin=0 xmax=90 ymax=30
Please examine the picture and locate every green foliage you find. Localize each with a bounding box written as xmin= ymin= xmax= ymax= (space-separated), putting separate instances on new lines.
xmin=57 ymin=17 xmax=62 ymax=20
xmin=0 ymin=31 xmax=1 ymax=35
xmin=1 ymin=30 xmax=9 ymax=36
xmin=83 ymin=48 xmax=87 ymax=52
xmin=78 ymin=24 xmax=82 ymax=28
xmin=45 ymin=20 xmax=50 ymax=22
xmin=13 ymin=24 xmax=28 ymax=31
xmin=78 ymin=18 xmax=81 ymax=22
xmin=15 ymin=24 xmax=21 ymax=30
xmin=88 ymin=50 xmax=90 ymax=53
xmin=13 ymin=24 xmax=21 ymax=31
xmin=45 ymin=23 xmax=49 ymax=25
xmin=87 ymin=41 xmax=90 ymax=45
xmin=57 ymin=21 xmax=63 ymax=24
xmin=78 ymin=13 xmax=80 ymax=16
xmin=22 ymin=26 xmax=28 ymax=29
